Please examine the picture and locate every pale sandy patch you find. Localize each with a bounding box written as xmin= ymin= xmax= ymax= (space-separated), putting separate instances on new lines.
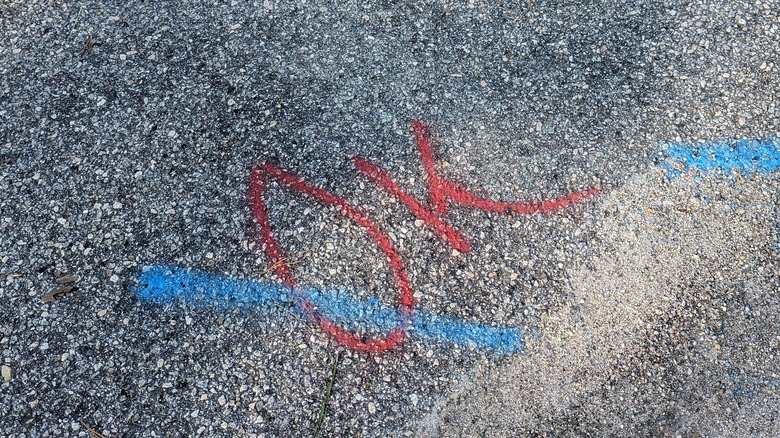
xmin=418 ymin=169 xmax=779 ymax=436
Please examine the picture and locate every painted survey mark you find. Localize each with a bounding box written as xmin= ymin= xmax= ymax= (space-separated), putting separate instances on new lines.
xmin=136 ymin=266 xmax=525 ymax=353
xmin=135 ymin=121 xmax=600 ymax=353
xmin=663 ymin=137 xmax=780 ymax=252
xmin=662 ymin=138 xmax=780 ymax=177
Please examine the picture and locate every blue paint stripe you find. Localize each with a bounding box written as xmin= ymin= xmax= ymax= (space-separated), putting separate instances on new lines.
xmin=663 ymin=138 xmax=780 ymax=176
xmin=662 ymin=138 xmax=780 ymax=252
xmin=134 ymin=265 xmax=525 ymax=353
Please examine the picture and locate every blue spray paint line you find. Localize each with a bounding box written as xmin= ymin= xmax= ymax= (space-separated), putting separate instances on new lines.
xmin=306 ymin=288 xmax=523 ymax=352
xmin=662 ymin=138 xmax=780 ymax=177
xmin=134 ymin=265 xmax=525 ymax=353
xmin=662 ymin=138 xmax=780 ymax=253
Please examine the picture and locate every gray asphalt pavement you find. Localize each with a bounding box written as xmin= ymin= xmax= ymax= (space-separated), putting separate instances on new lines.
xmin=2 ymin=1 xmax=780 ymax=436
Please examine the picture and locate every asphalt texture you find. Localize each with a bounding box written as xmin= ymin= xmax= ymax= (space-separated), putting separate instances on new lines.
xmin=1 ymin=0 xmax=779 ymax=436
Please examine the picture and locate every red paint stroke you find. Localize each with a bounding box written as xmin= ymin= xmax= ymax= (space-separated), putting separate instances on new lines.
xmin=249 ymin=163 xmax=414 ymax=352
xmin=352 ymin=156 xmax=471 ymax=253
xmin=352 ymin=120 xmax=600 ymax=249
xmin=250 ymin=120 xmax=601 ymax=352
xmin=412 ymin=120 xmax=450 ymax=216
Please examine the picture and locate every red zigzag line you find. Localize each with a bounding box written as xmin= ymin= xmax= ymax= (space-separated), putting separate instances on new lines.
xmin=351 ymin=156 xmax=472 ymax=253
xmin=249 ymin=120 xmax=600 ymax=353
xmin=351 ymin=120 xmax=601 ymax=249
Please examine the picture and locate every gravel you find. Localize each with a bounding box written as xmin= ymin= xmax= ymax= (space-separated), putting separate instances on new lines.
xmin=1 ymin=0 xmax=779 ymax=436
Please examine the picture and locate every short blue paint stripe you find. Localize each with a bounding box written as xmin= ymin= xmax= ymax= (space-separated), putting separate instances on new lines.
xmin=663 ymin=138 xmax=780 ymax=176
xmin=134 ymin=265 xmax=525 ymax=353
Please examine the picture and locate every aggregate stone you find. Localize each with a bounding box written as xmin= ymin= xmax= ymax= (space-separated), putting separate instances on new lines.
xmin=1 ymin=0 xmax=779 ymax=436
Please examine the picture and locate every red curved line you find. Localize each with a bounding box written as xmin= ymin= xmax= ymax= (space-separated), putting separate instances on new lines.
xmin=249 ymin=163 xmax=415 ymax=352
xmin=411 ymin=120 xmax=601 ymax=214
xmin=351 ymin=156 xmax=471 ymax=253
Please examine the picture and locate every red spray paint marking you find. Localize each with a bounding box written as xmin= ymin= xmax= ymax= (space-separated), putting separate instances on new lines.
xmin=249 ymin=163 xmax=414 ymax=352
xmin=352 ymin=157 xmax=471 ymax=253
xmin=412 ymin=120 xmax=451 ymax=216
xmin=352 ymin=121 xmax=601 ymax=248
xmin=249 ymin=120 xmax=600 ymax=352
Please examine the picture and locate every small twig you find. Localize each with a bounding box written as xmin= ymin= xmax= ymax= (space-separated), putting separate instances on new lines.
xmin=80 ymin=420 xmax=106 ymax=438
xmin=0 ymin=155 xmax=19 ymax=165
xmin=80 ymin=32 xmax=94 ymax=55
xmin=313 ymin=352 xmax=340 ymax=437
xmin=274 ymin=302 xmax=306 ymax=323
xmin=261 ymin=256 xmax=301 ymax=276
xmin=260 ymin=248 xmax=312 ymax=277
xmin=42 ymin=286 xmax=78 ymax=303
